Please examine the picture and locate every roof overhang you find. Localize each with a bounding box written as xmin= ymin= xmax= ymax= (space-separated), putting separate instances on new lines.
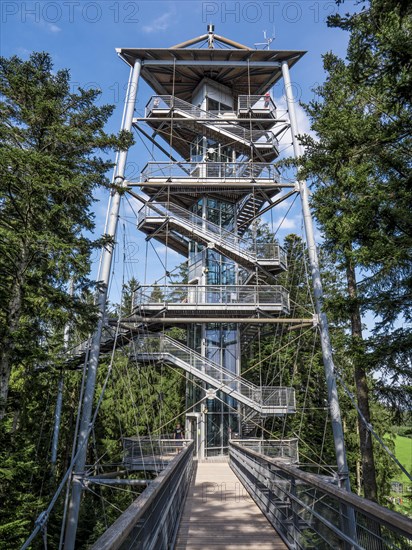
xmin=116 ymin=46 xmax=306 ymax=101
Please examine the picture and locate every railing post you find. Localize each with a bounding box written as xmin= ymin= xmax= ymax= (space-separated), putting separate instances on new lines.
xmin=290 ymin=476 xmax=301 ymax=549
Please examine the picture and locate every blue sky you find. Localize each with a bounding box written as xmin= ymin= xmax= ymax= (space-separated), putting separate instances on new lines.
xmin=1 ymin=0 xmax=355 ymax=299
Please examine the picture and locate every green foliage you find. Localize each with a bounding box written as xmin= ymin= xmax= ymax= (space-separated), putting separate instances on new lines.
xmin=0 ymin=51 xmax=133 ymax=548
xmin=296 ymin=0 xmax=411 ymax=500
xmin=0 ymin=51 xmax=133 ymax=417
xmin=392 ymin=436 xmax=412 ymax=484
xmin=242 ymin=234 xmax=336 ymax=466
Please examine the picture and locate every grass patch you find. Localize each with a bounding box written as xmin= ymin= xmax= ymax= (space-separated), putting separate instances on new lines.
xmin=388 ymin=435 xmax=412 ymax=518
xmin=393 ymin=435 xmax=412 ymax=484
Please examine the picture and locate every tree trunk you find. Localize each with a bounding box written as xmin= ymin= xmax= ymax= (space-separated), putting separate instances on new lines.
xmin=0 ymin=252 xmax=26 ymax=420
xmin=345 ymin=254 xmax=378 ymax=502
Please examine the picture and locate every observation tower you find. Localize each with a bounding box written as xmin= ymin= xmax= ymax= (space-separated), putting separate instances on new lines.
xmin=62 ymin=27 xmax=360 ymax=550
xmin=118 ymin=26 xmax=307 ymax=458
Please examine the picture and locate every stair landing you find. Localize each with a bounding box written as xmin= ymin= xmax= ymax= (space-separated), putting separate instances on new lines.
xmin=175 ymin=461 xmax=286 ymax=549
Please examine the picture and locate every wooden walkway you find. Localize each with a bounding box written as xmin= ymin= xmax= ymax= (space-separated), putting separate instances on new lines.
xmin=175 ymin=460 xmax=287 ymax=549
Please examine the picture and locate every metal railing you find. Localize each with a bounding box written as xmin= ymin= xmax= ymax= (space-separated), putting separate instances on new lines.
xmin=146 ymin=95 xmax=210 ymax=119
xmin=141 ymin=161 xmax=280 ymax=183
xmin=145 ymin=95 xmax=278 ymax=149
xmin=140 ymin=161 xmax=279 ymax=181
xmin=234 ymin=438 xmax=299 ymax=463
xmin=138 ymin=202 xmax=287 ymax=269
xmin=229 ymin=442 xmax=412 ymax=550
xmin=90 ymin=441 xmax=194 ymax=550
xmin=134 ymin=284 xmax=290 ymax=312
xmin=123 ymin=437 xmax=193 ymax=471
xmin=133 ymin=334 xmax=296 ymax=414
xmin=238 ymin=95 xmax=277 ymax=115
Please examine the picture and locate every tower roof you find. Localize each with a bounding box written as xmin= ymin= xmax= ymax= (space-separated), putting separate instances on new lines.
xmin=116 ymin=31 xmax=305 ymax=101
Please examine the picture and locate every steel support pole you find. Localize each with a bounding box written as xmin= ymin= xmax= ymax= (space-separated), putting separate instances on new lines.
xmin=63 ymin=58 xmax=142 ymax=550
xmin=281 ymin=60 xmax=351 ymax=491
xmin=51 ymin=375 xmax=64 ymax=468
xmin=51 ymin=281 xmax=73 ymax=469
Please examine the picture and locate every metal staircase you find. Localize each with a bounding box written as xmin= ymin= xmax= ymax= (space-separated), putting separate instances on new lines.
xmin=138 ymin=202 xmax=287 ymax=274
xmin=236 ymin=193 xmax=267 ymax=235
xmin=142 ymin=95 xmax=279 ymax=159
xmin=130 ymin=59 xmax=294 ymax=454
xmin=132 ymin=334 xmax=296 ymax=415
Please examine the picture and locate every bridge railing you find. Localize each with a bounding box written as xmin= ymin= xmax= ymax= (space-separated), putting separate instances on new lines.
xmin=233 ymin=438 xmax=299 ymax=463
xmin=229 ymin=441 xmax=412 ymax=550
xmin=90 ymin=441 xmax=194 ymax=550
xmin=123 ymin=437 xmax=193 ymax=471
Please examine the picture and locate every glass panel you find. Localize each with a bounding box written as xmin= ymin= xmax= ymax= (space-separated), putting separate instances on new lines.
xmin=190 ymin=135 xmax=204 ymax=163
xmin=206 ymin=250 xmax=236 ymax=286
xmin=205 ymin=197 xmax=234 ymax=230
xmin=207 ymin=413 xmax=222 ymax=448
xmin=207 ymin=98 xmax=232 ymax=114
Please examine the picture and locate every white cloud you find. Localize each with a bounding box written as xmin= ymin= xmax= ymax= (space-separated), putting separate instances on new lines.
xmin=26 ymin=13 xmax=61 ymax=33
xmin=48 ymin=23 xmax=61 ymax=33
xmin=275 ymin=217 xmax=297 ymax=230
xmin=274 ymin=95 xmax=317 ymax=151
xmin=142 ymin=10 xmax=176 ymax=34
xmin=17 ymin=47 xmax=31 ymax=57
xmin=274 ymin=199 xmax=292 ymax=212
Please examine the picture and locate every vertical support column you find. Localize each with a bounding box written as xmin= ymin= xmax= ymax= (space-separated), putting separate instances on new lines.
xmin=63 ymin=58 xmax=142 ymax=550
xmin=282 ymin=60 xmax=357 ymax=547
xmin=51 ymin=282 xmax=73 ymax=469
xmin=281 ymin=60 xmax=350 ymax=491
xmin=51 ymin=375 xmax=64 ymax=468
xmin=200 ymin=403 xmax=206 ymax=459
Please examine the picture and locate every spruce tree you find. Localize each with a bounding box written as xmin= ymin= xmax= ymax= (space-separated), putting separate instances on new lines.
xmin=297 ymin=0 xmax=412 ymax=500
xmin=0 ymin=52 xmax=133 ymax=419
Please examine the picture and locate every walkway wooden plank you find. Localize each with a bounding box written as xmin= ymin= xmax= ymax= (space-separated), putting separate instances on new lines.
xmin=175 ymin=461 xmax=287 ymax=549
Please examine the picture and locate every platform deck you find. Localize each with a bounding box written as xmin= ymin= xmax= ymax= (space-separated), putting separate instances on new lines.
xmin=175 ymin=460 xmax=287 ymax=549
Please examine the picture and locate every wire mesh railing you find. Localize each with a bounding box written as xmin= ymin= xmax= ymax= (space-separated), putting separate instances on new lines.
xmin=230 ymin=442 xmax=412 ymax=550
xmin=134 ymin=284 xmax=290 ymax=311
xmin=140 ymin=161 xmax=279 ymax=181
xmin=238 ymin=94 xmax=277 ymax=115
xmin=233 ymin=438 xmax=299 ymax=463
xmin=123 ymin=437 xmax=193 ymax=470
xmin=145 ymin=95 xmax=278 ymax=148
xmin=91 ymin=441 xmax=194 ymax=550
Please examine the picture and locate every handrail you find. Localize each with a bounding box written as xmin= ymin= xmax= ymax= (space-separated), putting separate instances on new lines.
xmin=145 ymin=95 xmax=278 ymax=148
xmin=137 ymin=333 xmax=255 ymax=394
xmin=233 ymin=438 xmax=299 ymax=463
xmin=90 ymin=442 xmax=194 ymax=550
xmin=138 ymin=201 xmax=286 ymax=265
xmin=238 ymin=94 xmax=277 ymax=114
xmin=134 ymin=284 xmax=290 ymax=313
xmin=134 ymin=334 xmax=295 ymax=412
xmin=139 ymin=161 xmax=281 ymax=182
xmin=230 ymin=442 xmax=412 ymax=548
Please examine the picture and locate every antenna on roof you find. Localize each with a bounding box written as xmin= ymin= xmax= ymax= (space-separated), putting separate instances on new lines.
xmin=207 ymin=24 xmax=215 ymax=49
xmin=254 ymin=28 xmax=275 ymax=50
